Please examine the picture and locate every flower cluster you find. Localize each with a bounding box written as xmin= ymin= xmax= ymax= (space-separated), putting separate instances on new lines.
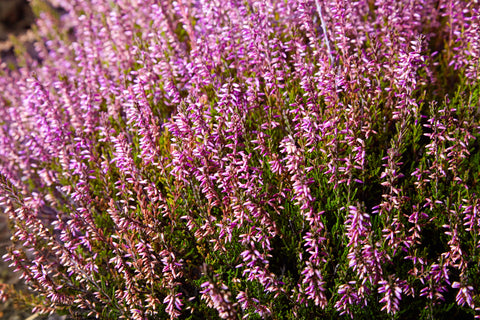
xmin=0 ymin=0 xmax=480 ymax=319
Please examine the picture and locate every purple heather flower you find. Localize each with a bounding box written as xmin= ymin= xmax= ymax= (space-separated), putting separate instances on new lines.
xmin=452 ymin=282 xmax=475 ymax=309
xmin=200 ymin=280 xmax=237 ymax=320
xmin=378 ymin=277 xmax=403 ymax=315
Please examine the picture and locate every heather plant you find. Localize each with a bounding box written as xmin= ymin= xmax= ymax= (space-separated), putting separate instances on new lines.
xmin=0 ymin=0 xmax=480 ymax=319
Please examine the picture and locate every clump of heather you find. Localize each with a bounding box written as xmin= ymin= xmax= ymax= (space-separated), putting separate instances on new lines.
xmin=1 ymin=0 xmax=480 ymax=319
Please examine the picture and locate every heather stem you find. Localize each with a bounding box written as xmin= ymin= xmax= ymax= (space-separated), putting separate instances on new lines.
xmin=315 ymin=0 xmax=334 ymax=67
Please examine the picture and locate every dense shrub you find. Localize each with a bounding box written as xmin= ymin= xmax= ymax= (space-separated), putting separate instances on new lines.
xmin=0 ymin=0 xmax=479 ymax=319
